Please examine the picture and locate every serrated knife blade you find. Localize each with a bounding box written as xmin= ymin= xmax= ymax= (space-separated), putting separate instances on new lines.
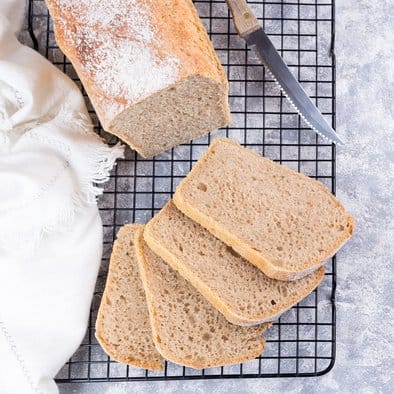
xmin=225 ymin=0 xmax=343 ymax=145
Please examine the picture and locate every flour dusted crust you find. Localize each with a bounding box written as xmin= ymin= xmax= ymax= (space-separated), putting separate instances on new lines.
xmin=45 ymin=0 xmax=228 ymax=136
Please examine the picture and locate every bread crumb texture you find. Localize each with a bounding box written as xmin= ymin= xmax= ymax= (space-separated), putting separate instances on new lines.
xmin=95 ymin=224 xmax=164 ymax=370
xmin=135 ymin=227 xmax=270 ymax=369
xmin=145 ymin=201 xmax=324 ymax=325
xmin=173 ymin=138 xmax=354 ymax=278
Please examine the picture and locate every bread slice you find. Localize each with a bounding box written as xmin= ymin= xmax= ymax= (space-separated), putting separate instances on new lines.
xmin=173 ymin=138 xmax=354 ymax=281
xmin=134 ymin=227 xmax=271 ymax=369
xmin=95 ymin=224 xmax=164 ymax=370
xmin=144 ymin=201 xmax=325 ymax=325
xmin=46 ymin=0 xmax=231 ymax=158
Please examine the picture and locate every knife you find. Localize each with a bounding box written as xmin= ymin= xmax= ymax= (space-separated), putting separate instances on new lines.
xmin=225 ymin=0 xmax=343 ymax=145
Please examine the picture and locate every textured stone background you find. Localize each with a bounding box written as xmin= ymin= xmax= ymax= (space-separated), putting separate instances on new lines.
xmin=51 ymin=0 xmax=393 ymax=392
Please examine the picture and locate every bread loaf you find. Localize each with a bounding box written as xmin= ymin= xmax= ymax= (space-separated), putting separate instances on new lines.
xmin=134 ymin=226 xmax=271 ymax=369
xmin=145 ymin=201 xmax=325 ymax=325
xmin=45 ymin=0 xmax=231 ymax=157
xmin=95 ymin=224 xmax=164 ymax=370
xmin=173 ymin=138 xmax=354 ymax=281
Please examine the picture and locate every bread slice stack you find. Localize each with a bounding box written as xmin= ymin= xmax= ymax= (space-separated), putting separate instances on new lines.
xmin=96 ymin=137 xmax=354 ymax=369
xmin=97 ymin=224 xmax=270 ymax=370
xmin=135 ymin=227 xmax=270 ymax=369
xmin=145 ymin=201 xmax=325 ymax=325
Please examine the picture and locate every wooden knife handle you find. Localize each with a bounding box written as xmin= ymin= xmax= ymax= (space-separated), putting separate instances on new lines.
xmin=225 ymin=0 xmax=260 ymax=37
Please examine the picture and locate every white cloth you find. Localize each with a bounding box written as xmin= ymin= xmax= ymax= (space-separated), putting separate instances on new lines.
xmin=0 ymin=2 xmax=124 ymax=393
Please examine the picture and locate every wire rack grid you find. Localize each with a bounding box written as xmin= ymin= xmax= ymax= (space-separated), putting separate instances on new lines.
xmin=28 ymin=0 xmax=337 ymax=382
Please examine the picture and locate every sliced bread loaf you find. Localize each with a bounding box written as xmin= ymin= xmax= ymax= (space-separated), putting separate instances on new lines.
xmin=46 ymin=0 xmax=231 ymax=158
xmin=145 ymin=201 xmax=324 ymax=326
xmin=134 ymin=227 xmax=271 ymax=369
xmin=95 ymin=224 xmax=164 ymax=370
xmin=173 ymin=138 xmax=354 ymax=281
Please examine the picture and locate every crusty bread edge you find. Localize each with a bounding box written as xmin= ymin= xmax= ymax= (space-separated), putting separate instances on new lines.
xmin=174 ymin=191 xmax=352 ymax=281
xmin=134 ymin=226 xmax=269 ymax=368
xmin=95 ymin=224 xmax=164 ymax=371
xmin=173 ymin=137 xmax=355 ymax=281
xmin=95 ymin=332 xmax=164 ymax=371
xmin=183 ymin=0 xmax=229 ymax=88
xmin=144 ymin=211 xmax=325 ymax=325
xmin=144 ymin=220 xmax=252 ymax=326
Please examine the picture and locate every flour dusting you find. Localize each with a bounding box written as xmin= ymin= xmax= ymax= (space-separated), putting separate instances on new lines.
xmin=54 ymin=0 xmax=180 ymax=117
xmin=88 ymin=35 xmax=179 ymax=103
xmin=56 ymin=0 xmax=154 ymax=41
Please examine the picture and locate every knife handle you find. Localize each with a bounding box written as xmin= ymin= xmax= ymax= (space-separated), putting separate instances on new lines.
xmin=225 ymin=0 xmax=260 ymax=37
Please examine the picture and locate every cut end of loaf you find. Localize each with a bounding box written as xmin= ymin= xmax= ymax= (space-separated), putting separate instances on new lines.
xmin=108 ymin=75 xmax=231 ymax=158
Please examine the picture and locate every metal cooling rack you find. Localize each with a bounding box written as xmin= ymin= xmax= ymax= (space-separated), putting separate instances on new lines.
xmin=28 ymin=0 xmax=337 ymax=382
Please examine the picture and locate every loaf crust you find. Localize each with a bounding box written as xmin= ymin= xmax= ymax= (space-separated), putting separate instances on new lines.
xmin=45 ymin=0 xmax=231 ymax=157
